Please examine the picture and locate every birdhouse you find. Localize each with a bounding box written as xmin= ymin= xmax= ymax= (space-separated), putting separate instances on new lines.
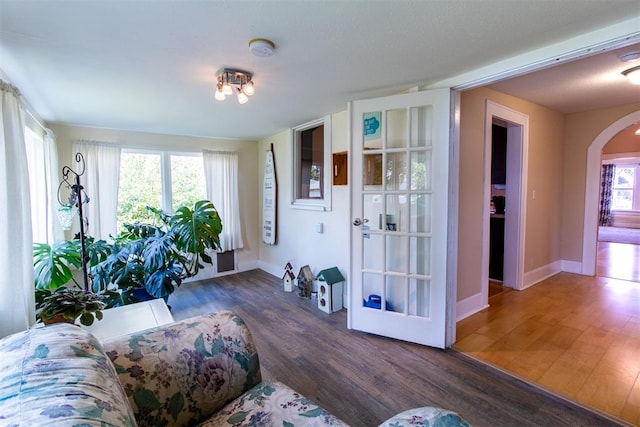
xmin=282 ymin=262 xmax=295 ymax=292
xmin=316 ymin=267 xmax=345 ymax=314
xmin=297 ymin=265 xmax=314 ymax=298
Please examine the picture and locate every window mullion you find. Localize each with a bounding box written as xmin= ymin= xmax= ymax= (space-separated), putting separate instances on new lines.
xmin=161 ymin=152 xmax=173 ymax=213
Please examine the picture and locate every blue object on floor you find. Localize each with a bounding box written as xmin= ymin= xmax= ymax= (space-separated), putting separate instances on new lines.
xmin=363 ymin=294 xmax=393 ymax=311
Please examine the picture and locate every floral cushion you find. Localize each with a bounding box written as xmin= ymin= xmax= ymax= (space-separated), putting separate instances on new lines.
xmin=199 ymin=381 xmax=348 ymax=426
xmin=379 ymin=406 xmax=471 ymax=426
xmin=103 ymin=311 xmax=263 ymax=427
xmin=0 ymin=323 xmax=137 ymax=426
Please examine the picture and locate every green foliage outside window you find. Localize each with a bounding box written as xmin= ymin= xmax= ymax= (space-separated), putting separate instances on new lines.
xmin=117 ymin=152 xmax=206 ymax=232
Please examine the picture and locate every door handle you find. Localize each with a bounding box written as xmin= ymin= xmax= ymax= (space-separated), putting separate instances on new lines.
xmin=353 ymin=218 xmax=369 ymax=226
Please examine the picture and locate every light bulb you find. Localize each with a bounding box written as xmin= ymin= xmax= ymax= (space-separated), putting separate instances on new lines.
xmin=222 ymin=82 xmax=233 ymax=95
xmin=237 ymin=88 xmax=249 ymax=104
xmin=242 ymin=80 xmax=255 ymax=96
xmin=622 ymin=66 xmax=640 ymax=85
xmin=214 ymin=87 xmax=226 ymax=101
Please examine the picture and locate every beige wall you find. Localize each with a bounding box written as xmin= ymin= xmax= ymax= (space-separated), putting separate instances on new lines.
xmin=48 ymin=123 xmax=261 ymax=271
xmin=561 ymin=103 xmax=640 ymax=261
xmin=602 ymin=124 xmax=640 ymax=154
xmin=458 ymin=87 xmax=564 ymax=302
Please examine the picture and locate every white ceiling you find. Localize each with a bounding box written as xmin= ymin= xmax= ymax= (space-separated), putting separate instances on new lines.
xmin=1 ymin=1 xmax=639 ymax=141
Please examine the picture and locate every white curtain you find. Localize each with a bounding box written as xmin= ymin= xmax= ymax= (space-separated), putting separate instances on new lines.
xmin=0 ymin=81 xmax=34 ymax=338
xmin=25 ymin=127 xmax=62 ymax=244
xmin=45 ymin=131 xmax=64 ymax=242
xmin=72 ymin=140 xmax=121 ymax=241
xmin=203 ymin=150 xmax=244 ymax=251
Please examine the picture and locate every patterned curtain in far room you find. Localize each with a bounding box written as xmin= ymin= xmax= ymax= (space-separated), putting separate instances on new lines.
xmin=598 ymin=164 xmax=615 ymax=226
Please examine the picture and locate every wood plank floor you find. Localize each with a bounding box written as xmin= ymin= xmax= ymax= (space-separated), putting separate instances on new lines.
xmin=455 ymin=241 xmax=640 ymax=426
xmin=169 ymin=269 xmax=623 ymax=426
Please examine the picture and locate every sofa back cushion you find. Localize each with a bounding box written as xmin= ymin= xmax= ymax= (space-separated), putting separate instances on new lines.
xmin=103 ymin=311 xmax=262 ymax=427
xmin=0 ymin=323 xmax=138 ymax=426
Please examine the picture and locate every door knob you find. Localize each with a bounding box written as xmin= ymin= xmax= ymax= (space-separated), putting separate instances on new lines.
xmin=353 ymin=218 xmax=369 ymax=226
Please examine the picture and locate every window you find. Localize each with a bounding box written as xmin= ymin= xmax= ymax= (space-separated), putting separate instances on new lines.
xmin=24 ymin=125 xmax=60 ymax=244
xmin=117 ymin=150 xmax=205 ymax=230
xmin=291 ymin=116 xmax=332 ymax=210
xmin=611 ymin=164 xmax=638 ymax=211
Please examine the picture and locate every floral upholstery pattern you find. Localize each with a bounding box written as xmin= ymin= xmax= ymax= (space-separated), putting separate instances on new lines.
xmin=200 ymin=381 xmax=348 ymax=426
xmin=2 ymin=309 xmax=458 ymax=427
xmin=379 ymin=406 xmax=471 ymax=427
xmin=102 ymin=311 xmax=263 ymax=427
xmin=0 ymin=323 xmax=137 ymax=426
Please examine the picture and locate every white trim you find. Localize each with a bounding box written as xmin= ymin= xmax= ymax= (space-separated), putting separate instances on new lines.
xmin=522 ymin=260 xmax=561 ymax=290
xmin=257 ymin=259 xmax=282 ymax=278
xmin=456 ymin=292 xmax=488 ymax=321
xmin=291 ymin=116 xmax=332 ymax=211
xmin=446 ymin=89 xmax=460 ymax=346
xmin=582 ymin=110 xmax=640 ymax=275
xmin=431 ymin=20 xmax=639 ymax=90
xmin=483 ymin=101 xmax=529 ymax=299
xmin=561 ymin=260 xmax=582 ymax=274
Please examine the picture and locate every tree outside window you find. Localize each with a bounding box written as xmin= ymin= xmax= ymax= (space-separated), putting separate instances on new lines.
xmin=117 ymin=151 xmax=205 ymax=232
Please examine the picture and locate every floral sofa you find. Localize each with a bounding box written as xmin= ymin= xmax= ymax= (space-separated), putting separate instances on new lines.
xmin=0 ymin=310 xmax=470 ymax=426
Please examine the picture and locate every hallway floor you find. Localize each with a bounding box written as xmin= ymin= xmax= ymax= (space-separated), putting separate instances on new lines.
xmin=455 ymin=243 xmax=640 ymax=426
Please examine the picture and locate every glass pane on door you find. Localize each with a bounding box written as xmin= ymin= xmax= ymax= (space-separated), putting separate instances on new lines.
xmin=387 ymin=109 xmax=407 ymax=149
xmin=385 ymin=152 xmax=407 ymax=191
xmin=351 ymin=88 xmax=450 ymax=348
xmin=410 ymin=106 xmax=433 ymax=148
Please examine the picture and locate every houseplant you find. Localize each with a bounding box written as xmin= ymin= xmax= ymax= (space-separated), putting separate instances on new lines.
xmin=35 ymin=285 xmax=105 ymax=326
xmin=33 ymin=200 xmax=223 ymax=308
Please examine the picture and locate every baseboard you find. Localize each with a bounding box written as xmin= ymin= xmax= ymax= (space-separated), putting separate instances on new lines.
xmin=258 ymin=260 xmax=282 ymax=278
xmin=522 ymin=260 xmax=561 ymax=290
xmin=560 ymin=259 xmax=583 ymax=274
xmin=456 ymin=292 xmax=488 ymax=321
xmin=184 ymin=259 xmax=259 ymax=283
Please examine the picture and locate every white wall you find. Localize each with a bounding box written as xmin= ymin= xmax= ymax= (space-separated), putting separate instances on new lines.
xmin=49 ymin=123 xmax=261 ymax=273
xmin=258 ymin=111 xmax=351 ymax=294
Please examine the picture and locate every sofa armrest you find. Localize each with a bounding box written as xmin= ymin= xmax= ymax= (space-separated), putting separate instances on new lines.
xmin=102 ymin=311 xmax=262 ymax=427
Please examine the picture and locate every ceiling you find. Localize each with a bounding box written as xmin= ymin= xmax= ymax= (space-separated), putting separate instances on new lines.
xmin=0 ymin=1 xmax=639 ymax=141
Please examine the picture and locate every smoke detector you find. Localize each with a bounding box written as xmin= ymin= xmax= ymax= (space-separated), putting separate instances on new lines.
xmin=249 ymin=38 xmax=275 ymax=58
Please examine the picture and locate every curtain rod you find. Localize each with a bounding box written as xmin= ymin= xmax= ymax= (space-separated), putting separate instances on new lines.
xmin=1 ymin=78 xmax=51 ymax=136
xmin=24 ymin=107 xmax=50 ymax=134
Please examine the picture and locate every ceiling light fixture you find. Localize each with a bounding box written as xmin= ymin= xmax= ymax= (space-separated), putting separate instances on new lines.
xmin=622 ymin=65 xmax=640 ymax=85
xmin=214 ymin=68 xmax=254 ymax=104
xmin=620 ymin=51 xmax=640 ymax=85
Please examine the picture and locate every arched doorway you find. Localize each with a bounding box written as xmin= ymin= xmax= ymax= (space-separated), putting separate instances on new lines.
xmin=582 ymin=110 xmax=640 ymax=275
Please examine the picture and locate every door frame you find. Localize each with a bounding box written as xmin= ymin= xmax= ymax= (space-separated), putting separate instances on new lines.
xmin=481 ymin=102 xmax=529 ymax=303
xmin=582 ymin=110 xmax=640 ymax=275
xmin=445 ymin=32 xmax=634 ymax=322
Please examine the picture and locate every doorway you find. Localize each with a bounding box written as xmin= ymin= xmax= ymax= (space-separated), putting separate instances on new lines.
xmin=582 ymin=110 xmax=640 ymax=276
xmin=481 ymin=101 xmax=528 ymax=306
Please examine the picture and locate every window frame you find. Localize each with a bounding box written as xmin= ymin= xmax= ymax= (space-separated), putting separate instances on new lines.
xmin=118 ymin=148 xmax=205 ymax=223
xmin=611 ymin=163 xmax=639 ymax=211
xmin=603 ymin=155 xmax=640 ymax=213
xmin=290 ymin=115 xmax=332 ymax=211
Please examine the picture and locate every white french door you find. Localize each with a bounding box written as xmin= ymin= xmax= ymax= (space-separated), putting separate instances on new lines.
xmin=348 ymin=88 xmax=451 ymax=348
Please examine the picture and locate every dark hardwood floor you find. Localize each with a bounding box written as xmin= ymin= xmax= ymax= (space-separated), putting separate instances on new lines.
xmin=168 ymin=269 xmax=625 ymax=426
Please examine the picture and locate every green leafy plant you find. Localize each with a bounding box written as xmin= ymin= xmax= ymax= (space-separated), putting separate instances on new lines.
xmin=33 ymin=200 xmax=223 ymax=308
xmin=92 ymin=200 xmax=222 ymax=302
xmin=33 ymin=240 xmax=82 ymax=290
xmin=36 ymin=286 xmax=105 ymax=326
